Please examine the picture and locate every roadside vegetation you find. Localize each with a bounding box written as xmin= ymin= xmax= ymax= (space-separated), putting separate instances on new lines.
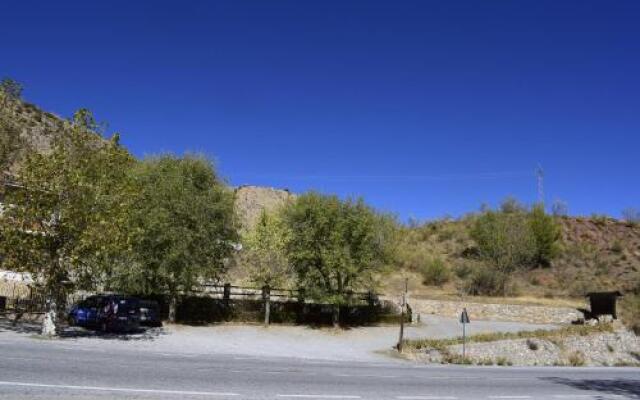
xmin=1 ymin=79 xmax=639 ymax=336
xmin=402 ymin=323 xmax=614 ymax=351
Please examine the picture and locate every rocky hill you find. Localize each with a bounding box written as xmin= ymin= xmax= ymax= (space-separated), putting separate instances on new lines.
xmin=3 ymin=90 xmax=638 ymax=302
xmin=0 ymin=92 xmax=69 ymax=174
xmin=394 ymin=214 xmax=640 ymax=298
xmin=234 ymin=185 xmax=295 ymax=231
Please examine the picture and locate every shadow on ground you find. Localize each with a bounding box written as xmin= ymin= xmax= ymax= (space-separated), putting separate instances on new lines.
xmin=543 ymin=377 xmax=640 ymax=399
xmin=0 ymin=317 xmax=166 ymax=341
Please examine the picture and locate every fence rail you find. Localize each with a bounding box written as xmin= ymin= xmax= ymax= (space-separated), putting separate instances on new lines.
xmin=0 ymin=281 xmax=382 ymax=315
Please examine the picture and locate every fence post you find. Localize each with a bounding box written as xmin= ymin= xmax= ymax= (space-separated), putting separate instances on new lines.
xmin=297 ymin=288 xmax=306 ymax=323
xmin=223 ymin=283 xmax=231 ymax=307
xmin=262 ymin=285 xmax=271 ymax=326
xmin=367 ymin=290 xmax=375 ymax=308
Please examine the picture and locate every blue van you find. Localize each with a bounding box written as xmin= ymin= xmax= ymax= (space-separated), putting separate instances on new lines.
xmin=68 ymin=294 xmax=141 ymax=332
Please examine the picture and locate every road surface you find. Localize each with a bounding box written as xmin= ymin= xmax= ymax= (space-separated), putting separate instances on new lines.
xmin=0 ymin=332 xmax=638 ymax=400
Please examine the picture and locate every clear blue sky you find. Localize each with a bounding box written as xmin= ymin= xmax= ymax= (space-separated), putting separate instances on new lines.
xmin=3 ymin=1 xmax=639 ymax=220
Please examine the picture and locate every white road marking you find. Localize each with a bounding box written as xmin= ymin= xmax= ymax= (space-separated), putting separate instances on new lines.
xmin=396 ymin=396 xmax=458 ymax=400
xmin=552 ymin=396 xmax=595 ymax=399
xmin=277 ymin=395 xmax=361 ymax=399
xmin=0 ymin=381 xmax=239 ymax=397
xmin=488 ymin=397 xmax=532 ymax=399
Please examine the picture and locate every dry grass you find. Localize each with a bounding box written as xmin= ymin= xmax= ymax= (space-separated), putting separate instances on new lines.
xmin=382 ymin=271 xmax=583 ymax=308
xmin=403 ymin=323 xmax=614 ymax=351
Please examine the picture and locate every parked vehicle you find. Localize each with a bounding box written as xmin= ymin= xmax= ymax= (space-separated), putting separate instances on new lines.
xmin=68 ymin=294 xmax=141 ymax=332
xmin=139 ymin=299 xmax=162 ymax=327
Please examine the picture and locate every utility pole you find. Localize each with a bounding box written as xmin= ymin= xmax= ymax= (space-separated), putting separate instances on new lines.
xmin=397 ymin=277 xmax=408 ymax=352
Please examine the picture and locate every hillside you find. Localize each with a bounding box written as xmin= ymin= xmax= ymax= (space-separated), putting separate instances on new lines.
xmin=234 ymin=185 xmax=295 ymax=231
xmin=3 ymin=91 xmax=638 ymax=305
xmin=0 ymin=92 xmax=69 ymax=174
xmin=391 ymin=214 xmax=640 ymax=299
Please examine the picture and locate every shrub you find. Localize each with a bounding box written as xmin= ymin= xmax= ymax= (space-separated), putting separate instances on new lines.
xmin=464 ymin=266 xmax=505 ymax=296
xmin=567 ymin=351 xmax=586 ymax=366
xmin=619 ymin=292 xmax=640 ymax=335
xmin=420 ymin=257 xmax=450 ymax=286
xmin=528 ymin=204 xmax=562 ymax=267
xmin=527 ymin=339 xmax=539 ymax=351
xmin=495 ymin=357 xmax=511 ymax=366
xmin=442 ymin=353 xmax=473 ymax=365
xmin=610 ymin=241 xmax=624 ymax=254
xmin=453 ymin=263 xmax=473 ymax=279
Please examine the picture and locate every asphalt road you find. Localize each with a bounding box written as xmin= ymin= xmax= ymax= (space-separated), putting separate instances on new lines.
xmin=1 ymin=334 xmax=638 ymax=400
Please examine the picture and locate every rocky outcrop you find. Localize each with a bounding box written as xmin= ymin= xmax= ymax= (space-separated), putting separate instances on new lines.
xmin=234 ymin=185 xmax=295 ymax=231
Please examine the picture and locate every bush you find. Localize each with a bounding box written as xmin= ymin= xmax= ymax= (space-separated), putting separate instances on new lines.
xmin=567 ymin=351 xmax=586 ymax=366
xmin=453 ymin=263 xmax=473 ymax=279
xmin=620 ymin=292 xmax=640 ymax=335
xmin=463 ymin=266 xmax=505 ymax=296
xmin=495 ymin=357 xmax=512 ymax=366
xmin=610 ymin=240 xmax=624 ymax=254
xmin=420 ymin=258 xmax=450 ymax=286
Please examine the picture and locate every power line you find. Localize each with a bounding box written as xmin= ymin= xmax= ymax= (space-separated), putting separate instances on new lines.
xmin=233 ymin=170 xmax=535 ymax=183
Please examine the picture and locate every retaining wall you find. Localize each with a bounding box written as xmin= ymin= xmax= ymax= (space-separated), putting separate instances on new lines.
xmin=406 ymin=298 xmax=582 ymax=324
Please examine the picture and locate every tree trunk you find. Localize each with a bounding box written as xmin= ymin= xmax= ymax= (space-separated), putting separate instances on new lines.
xmin=41 ymin=297 xmax=57 ymax=336
xmin=264 ymin=297 xmax=271 ymax=326
xmin=168 ymin=295 xmax=178 ymax=323
xmin=332 ymin=304 xmax=340 ymax=328
xmin=263 ymin=285 xmax=271 ymax=327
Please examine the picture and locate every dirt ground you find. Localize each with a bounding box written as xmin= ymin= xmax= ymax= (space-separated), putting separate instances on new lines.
xmin=0 ymin=315 xmax=557 ymax=362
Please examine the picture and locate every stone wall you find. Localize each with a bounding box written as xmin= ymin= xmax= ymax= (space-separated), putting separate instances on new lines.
xmin=414 ymin=328 xmax=640 ymax=367
xmin=407 ymin=298 xmax=582 ymax=325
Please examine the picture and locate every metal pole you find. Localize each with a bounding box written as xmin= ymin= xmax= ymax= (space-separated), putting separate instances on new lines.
xmin=462 ymin=320 xmax=466 ymax=358
xmin=397 ymin=278 xmax=408 ymax=352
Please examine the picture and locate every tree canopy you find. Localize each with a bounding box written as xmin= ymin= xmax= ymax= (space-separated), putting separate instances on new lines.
xmin=0 ymin=110 xmax=133 ymax=334
xmin=283 ymin=192 xmax=393 ymax=324
xmin=110 ymin=154 xmax=237 ymax=321
xmin=240 ymin=209 xmax=292 ymax=288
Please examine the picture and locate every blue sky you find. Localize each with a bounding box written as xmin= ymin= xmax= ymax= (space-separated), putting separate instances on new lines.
xmin=2 ymin=1 xmax=639 ymax=220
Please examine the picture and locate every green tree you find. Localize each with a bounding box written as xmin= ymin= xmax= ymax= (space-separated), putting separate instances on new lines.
xmin=112 ymin=155 xmax=237 ymax=322
xmin=0 ymin=110 xmax=133 ymax=335
xmin=470 ymin=210 xmax=536 ymax=295
xmin=528 ymin=204 xmax=562 ymax=267
xmin=240 ymin=210 xmax=292 ymax=288
xmin=283 ymin=192 xmax=393 ymax=326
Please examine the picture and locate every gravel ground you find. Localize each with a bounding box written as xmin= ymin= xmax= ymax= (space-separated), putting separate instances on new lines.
xmin=0 ymin=315 xmax=556 ymax=362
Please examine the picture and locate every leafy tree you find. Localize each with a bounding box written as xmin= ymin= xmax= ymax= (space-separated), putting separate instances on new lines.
xmin=528 ymin=204 xmax=562 ymax=267
xmin=0 ymin=78 xmax=23 ymax=100
xmin=0 ymin=110 xmax=133 ymax=335
xmin=470 ymin=210 xmax=536 ymax=295
xmin=283 ymin=192 xmax=393 ymax=326
xmin=111 ymin=155 xmax=237 ymax=322
xmin=240 ymin=210 xmax=292 ymax=288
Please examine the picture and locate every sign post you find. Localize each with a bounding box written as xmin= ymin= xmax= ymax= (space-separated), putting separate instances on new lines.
xmin=397 ymin=278 xmax=408 ymax=352
xmin=460 ymin=308 xmax=470 ymax=358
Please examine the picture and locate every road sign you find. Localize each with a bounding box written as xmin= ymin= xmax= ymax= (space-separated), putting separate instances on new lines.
xmin=460 ymin=308 xmax=470 ymax=358
xmin=460 ymin=308 xmax=470 ymax=324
